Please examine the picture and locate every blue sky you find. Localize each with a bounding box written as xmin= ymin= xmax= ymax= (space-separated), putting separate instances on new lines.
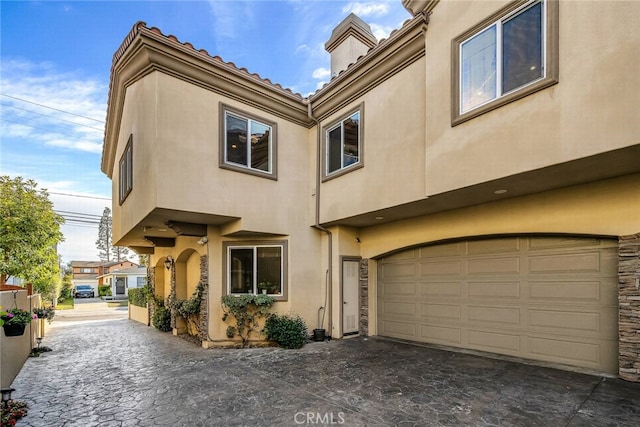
xmin=0 ymin=0 xmax=411 ymax=263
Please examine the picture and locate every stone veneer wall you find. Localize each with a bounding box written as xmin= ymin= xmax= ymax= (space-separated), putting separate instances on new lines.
xmin=147 ymin=266 xmax=156 ymax=324
xmin=619 ymin=233 xmax=640 ymax=382
xmin=198 ymin=255 xmax=209 ymax=342
xmin=360 ymin=259 xmax=369 ymax=336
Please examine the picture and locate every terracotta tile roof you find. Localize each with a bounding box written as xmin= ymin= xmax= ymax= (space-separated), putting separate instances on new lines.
xmin=112 ymin=21 xmax=303 ymax=100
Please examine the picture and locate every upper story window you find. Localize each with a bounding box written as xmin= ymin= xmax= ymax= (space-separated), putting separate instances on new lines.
xmin=118 ymin=135 xmax=133 ymax=204
xmin=452 ymin=0 xmax=558 ymax=125
xmin=223 ymin=241 xmax=288 ymax=301
xmin=80 ymin=268 xmax=95 ymax=273
xmin=220 ymin=103 xmax=277 ymax=180
xmin=322 ymin=104 xmax=364 ymax=181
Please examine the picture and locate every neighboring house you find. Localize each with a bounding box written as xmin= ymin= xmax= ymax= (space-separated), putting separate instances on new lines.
xmin=100 ymin=1 xmax=640 ymax=381
xmin=71 ymin=261 xmax=139 ymax=296
xmin=99 ymin=267 xmax=147 ymax=297
xmin=70 ymin=261 xmax=102 ymax=297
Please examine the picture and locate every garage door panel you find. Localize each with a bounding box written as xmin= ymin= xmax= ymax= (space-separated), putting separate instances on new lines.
xmin=528 ymin=337 xmax=602 ymax=366
xmin=381 ymin=262 xmax=416 ymax=278
xmin=421 ymin=303 xmax=461 ymax=320
xmin=468 ymin=281 xmax=521 ymax=299
xmin=421 ymin=324 xmax=462 ymax=345
xmin=378 ymin=236 xmax=618 ymax=374
xmin=420 ymin=282 xmax=462 ymax=297
xmin=419 ymin=242 xmax=462 ymax=258
xmin=468 ymin=238 xmax=520 ymax=254
xmin=383 ymin=301 xmax=417 ymax=317
xmin=529 ymin=280 xmax=604 ymax=302
xmin=381 ymin=320 xmax=417 ymax=338
xmin=529 ymin=252 xmax=602 ymax=274
xmin=467 ymin=257 xmax=520 ymax=274
xmin=420 ymin=260 xmax=462 ymax=276
xmin=468 ymin=306 xmax=520 ymax=326
xmin=529 ymin=237 xmax=602 ymax=250
xmin=381 ymin=282 xmax=416 ymax=296
xmin=529 ymin=309 xmax=601 ymax=332
xmin=526 ymin=307 xmax=618 ymax=337
xmin=467 ymin=330 xmax=521 ymax=353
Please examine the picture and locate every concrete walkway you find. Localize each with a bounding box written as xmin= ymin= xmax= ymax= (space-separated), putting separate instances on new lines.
xmin=11 ymin=316 xmax=640 ymax=426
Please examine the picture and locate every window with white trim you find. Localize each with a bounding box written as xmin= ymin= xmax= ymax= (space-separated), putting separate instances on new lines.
xmin=224 ymin=242 xmax=287 ymax=299
xmin=119 ymin=135 xmax=133 ymax=204
xmin=220 ymin=104 xmax=277 ymax=179
xmin=323 ymin=105 xmax=363 ymax=180
xmin=453 ymin=0 xmax=558 ymax=125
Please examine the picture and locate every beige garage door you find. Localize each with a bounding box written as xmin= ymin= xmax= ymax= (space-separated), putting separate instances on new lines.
xmin=377 ymin=236 xmax=619 ymax=374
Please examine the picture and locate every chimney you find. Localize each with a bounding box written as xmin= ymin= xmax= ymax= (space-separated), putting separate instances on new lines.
xmin=325 ymin=13 xmax=377 ymax=77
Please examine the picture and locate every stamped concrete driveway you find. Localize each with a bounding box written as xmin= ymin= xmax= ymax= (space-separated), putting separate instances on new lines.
xmin=11 ymin=316 xmax=640 ymax=426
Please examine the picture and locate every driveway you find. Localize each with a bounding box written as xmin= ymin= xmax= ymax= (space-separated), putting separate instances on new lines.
xmin=11 ymin=318 xmax=640 ymax=426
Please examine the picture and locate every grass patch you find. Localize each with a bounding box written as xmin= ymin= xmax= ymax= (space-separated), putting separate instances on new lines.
xmin=106 ymin=300 xmax=129 ymax=308
xmin=55 ymin=299 xmax=74 ymax=310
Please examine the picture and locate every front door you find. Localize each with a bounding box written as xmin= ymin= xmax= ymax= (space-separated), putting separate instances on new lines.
xmin=342 ymin=259 xmax=360 ymax=336
xmin=115 ymin=277 xmax=126 ymax=295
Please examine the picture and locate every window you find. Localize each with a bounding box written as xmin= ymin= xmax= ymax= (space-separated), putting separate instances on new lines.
xmin=223 ymin=241 xmax=288 ymax=300
xmin=452 ymin=0 xmax=558 ymax=125
xmin=81 ymin=268 xmax=95 ymax=273
xmin=220 ymin=104 xmax=277 ymax=179
xmin=323 ymin=105 xmax=363 ymax=180
xmin=136 ymin=277 xmax=145 ymax=287
xmin=119 ymin=135 xmax=133 ymax=204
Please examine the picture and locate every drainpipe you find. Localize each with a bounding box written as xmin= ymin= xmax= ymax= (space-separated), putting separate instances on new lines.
xmin=308 ymin=100 xmax=333 ymax=338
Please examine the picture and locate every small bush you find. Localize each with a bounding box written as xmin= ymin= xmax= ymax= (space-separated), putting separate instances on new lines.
xmin=264 ymin=314 xmax=308 ymax=349
xmin=152 ymin=305 xmax=172 ymax=332
xmin=128 ymin=288 xmax=147 ymax=307
xmin=98 ymin=285 xmax=112 ymax=297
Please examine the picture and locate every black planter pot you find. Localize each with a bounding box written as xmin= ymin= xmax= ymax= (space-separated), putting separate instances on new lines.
xmin=3 ymin=323 xmax=27 ymax=337
xmin=312 ymin=328 xmax=326 ymax=342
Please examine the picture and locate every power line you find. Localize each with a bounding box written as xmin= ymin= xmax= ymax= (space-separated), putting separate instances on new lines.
xmin=0 ymin=93 xmax=104 ymax=124
xmin=55 ymin=210 xmax=104 ymax=219
xmin=0 ymin=116 xmax=103 ymax=144
xmin=1 ymin=102 xmax=105 ymax=132
xmin=49 ymin=192 xmax=111 ymax=201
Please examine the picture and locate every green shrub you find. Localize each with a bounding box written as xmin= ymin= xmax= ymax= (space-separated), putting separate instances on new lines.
xmin=128 ymin=288 xmax=147 ymax=307
xmin=264 ymin=314 xmax=308 ymax=349
xmin=152 ymin=305 xmax=172 ymax=332
xmin=98 ymin=285 xmax=112 ymax=297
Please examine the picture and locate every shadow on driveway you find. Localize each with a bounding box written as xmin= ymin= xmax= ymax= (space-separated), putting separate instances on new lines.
xmin=11 ymin=319 xmax=640 ymax=426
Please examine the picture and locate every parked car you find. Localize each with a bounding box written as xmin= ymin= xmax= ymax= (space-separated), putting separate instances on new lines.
xmin=74 ymin=285 xmax=95 ymax=298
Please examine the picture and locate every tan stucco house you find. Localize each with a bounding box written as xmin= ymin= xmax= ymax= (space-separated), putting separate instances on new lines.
xmin=101 ymin=0 xmax=640 ymax=381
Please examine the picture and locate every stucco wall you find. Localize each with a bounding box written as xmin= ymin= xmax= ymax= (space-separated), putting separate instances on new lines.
xmin=129 ymin=304 xmax=150 ymax=326
xmin=424 ymin=0 xmax=640 ymax=195
xmin=1 ymin=290 xmax=35 ymax=389
xmin=318 ymin=58 xmax=427 ymax=224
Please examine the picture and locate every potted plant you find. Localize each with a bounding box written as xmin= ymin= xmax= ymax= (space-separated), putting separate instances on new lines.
xmin=33 ymin=306 xmax=55 ymax=324
xmin=1 ymin=307 xmax=36 ymax=336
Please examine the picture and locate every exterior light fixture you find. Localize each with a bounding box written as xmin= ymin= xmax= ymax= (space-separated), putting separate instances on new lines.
xmin=494 ymin=189 xmax=508 ymax=194
xmin=164 ymin=256 xmax=174 ymax=270
xmin=1 ymin=388 xmax=15 ymax=408
xmin=197 ymin=236 xmax=208 ymax=245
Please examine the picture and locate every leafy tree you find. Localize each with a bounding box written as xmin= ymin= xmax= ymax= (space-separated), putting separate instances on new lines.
xmin=0 ymin=176 xmax=64 ymax=293
xmin=96 ymin=207 xmax=130 ymax=262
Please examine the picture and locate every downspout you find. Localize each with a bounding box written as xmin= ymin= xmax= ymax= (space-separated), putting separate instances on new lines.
xmin=308 ymin=100 xmax=333 ymax=338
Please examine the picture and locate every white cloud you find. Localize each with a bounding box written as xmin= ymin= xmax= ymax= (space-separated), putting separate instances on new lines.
xmin=370 ymin=23 xmax=396 ymax=40
xmin=342 ymin=2 xmax=390 ymax=17
xmin=312 ymin=67 xmax=331 ymax=79
xmin=0 ymin=59 xmax=106 ymax=154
